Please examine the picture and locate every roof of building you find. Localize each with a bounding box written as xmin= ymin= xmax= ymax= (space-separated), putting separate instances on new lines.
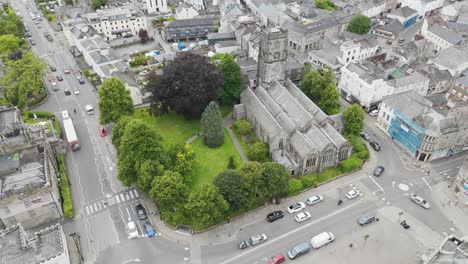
xmin=457 ymin=5 xmax=468 ymax=25
xmin=432 ymin=47 xmax=468 ymax=74
xmin=207 ymin=32 xmax=236 ymax=40
xmin=388 ymin=6 xmax=418 ymax=19
xmin=0 ymin=108 xmax=20 ymax=137
xmin=84 ymin=7 xmax=143 ymax=22
xmin=455 ymin=75 xmax=468 ymax=86
xmin=376 ymin=19 xmax=404 ymax=33
xmin=285 ymin=17 xmax=340 ymax=36
xmin=0 ymin=224 xmax=68 ymax=264
xmin=383 ymin=91 xmax=432 ymax=120
xmin=428 ymin=24 xmax=463 ymax=45
xmin=166 ymin=16 xmax=219 ymax=28
xmin=387 ymin=72 xmax=429 ymax=88
xmin=78 ymin=37 xmax=110 ymax=51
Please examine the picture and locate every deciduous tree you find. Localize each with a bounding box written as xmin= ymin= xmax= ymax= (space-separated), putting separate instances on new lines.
xmin=185 ymin=184 xmax=229 ymax=226
xmin=201 ymin=101 xmax=224 ymax=148
xmin=138 ymin=29 xmax=149 ymax=43
xmin=92 ymin=0 xmax=106 ymax=10
xmin=148 ymin=52 xmax=222 ymax=119
xmin=347 ymin=15 xmax=371 ymax=35
xmin=150 ymin=171 xmax=189 ymax=212
xmin=233 ymin=119 xmax=252 ymax=136
xmin=239 ymin=161 xmax=263 ymax=204
xmin=111 ymin=115 xmax=133 ymax=151
xmin=166 ymin=143 xmax=196 ymax=180
xmin=137 ymin=159 xmax=165 ymax=192
xmin=98 ymin=77 xmax=134 ymax=125
xmin=117 ymin=119 xmax=166 ymax=186
xmin=343 ymin=104 xmax=365 ymax=136
xmin=258 ymin=162 xmax=289 ymax=200
xmin=213 ymin=170 xmax=247 ymax=210
xmin=0 ymin=8 xmax=25 ymax=39
xmin=216 ymin=54 xmax=243 ymax=105
xmin=300 ymin=66 xmax=340 ymax=115
xmin=0 ymin=34 xmax=20 ymax=55
xmin=248 ymin=141 xmax=270 ymax=162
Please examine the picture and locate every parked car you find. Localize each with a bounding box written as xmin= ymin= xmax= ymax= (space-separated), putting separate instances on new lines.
xmin=56 ymin=75 xmax=63 ymax=81
xmin=268 ymin=254 xmax=285 ymax=264
xmin=295 ymin=211 xmax=311 ymax=223
xmin=287 ymin=242 xmax=310 ymax=259
xmin=287 ymin=202 xmax=305 ymax=214
xmin=139 ymin=70 xmax=149 ymax=76
xmin=64 ymin=68 xmax=71 ymax=74
xmin=306 ymin=195 xmax=323 ymax=206
xmin=126 ymin=221 xmax=138 ymax=239
xmin=73 ymin=89 xmax=80 ymax=95
xmin=50 ymin=65 xmax=57 ymax=72
xmin=29 ymin=39 xmax=36 ymax=45
xmin=346 ymin=190 xmax=360 ymax=200
xmin=123 ymin=33 xmax=133 ymax=38
xmin=266 ymin=211 xmax=284 ymax=222
xmin=374 ymin=166 xmax=384 ymax=176
xmin=64 ymin=87 xmax=71 ymax=96
xmin=369 ymin=140 xmax=381 ymax=151
xmin=78 ymin=78 xmax=85 ymax=84
xmin=369 ymin=109 xmax=379 ymax=116
xmin=143 ymin=221 xmax=156 ymax=237
xmin=360 ymin=132 xmax=371 ymax=141
xmin=357 ymin=212 xmax=376 ymax=226
xmin=410 ymin=194 xmax=430 ymax=209
xmin=250 ymin=233 xmax=268 ymax=246
xmin=310 ymin=232 xmax=335 ymax=249
xmin=135 ymin=204 xmax=147 ymax=220
xmin=99 ymin=127 xmax=106 ymax=137
xmin=238 ymin=240 xmax=250 ymax=249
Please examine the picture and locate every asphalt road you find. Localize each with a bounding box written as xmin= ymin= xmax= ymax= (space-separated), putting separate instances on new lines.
xmin=11 ymin=1 xmax=467 ymax=263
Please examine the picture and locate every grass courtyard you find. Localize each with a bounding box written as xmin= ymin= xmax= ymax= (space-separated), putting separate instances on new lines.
xmin=133 ymin=107 xmax=242 ymax=190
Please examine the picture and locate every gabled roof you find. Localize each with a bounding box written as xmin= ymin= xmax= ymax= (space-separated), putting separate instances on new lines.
xmin=388 ymin=6 xmax=418 ymax=19
xmin=428 ymin=24 xmax=463 ymax=45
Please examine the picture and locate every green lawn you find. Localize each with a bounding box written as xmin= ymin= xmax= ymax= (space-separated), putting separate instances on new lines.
xmin=189 ymin=129 xmax=243 ymax=190
xmin=134 ymin=108 xmax=200 ymax=148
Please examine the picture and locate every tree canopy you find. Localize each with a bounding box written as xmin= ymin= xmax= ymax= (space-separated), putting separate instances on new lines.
xmin=0 ymin=8 xmax=25 ymax=39
xmin=343 ymin=104 xmax=365 ymax=136
xmin=138 ymin=29 xmax=149 ymax=43
xmin=257 ymin=162 xmax=289 ymax=200
xmin=148 ymin=52 xmax=222 ymax=119
xmin=213 ymin=170 xmax=248 ymax=210
xmin=137 ymin=159 xmax=165 ymax=192
xmin=216 ymin=54 xmax=243 ymax=105
xmin=300 ymin=66 xmax=340 ymax=115
xmin=98 ymin=77 xmax=134 ymax=125
xmin=347 ymin=15 xmax=371 ymax=35
xmin=247 ymin=141 xmax=270 ymax=162
xmin=166 ymin=143 xmax=196 ymax=180
xmin=92 ymin=0 xmax=106 ymax=10
xmin=201 ymin=101 xmax=224 ymax=148
xmin=315 ymin=0 xmax=336 ymax=11
xmin=0 ymin=34 xmax=20 ymax=55
xmin=111 ymin=115 xmax=133 ymax=151
xmin=117 ymin=119 xmax=166 ymax=186
xmin=185 ymin=184 xmax=229 ymax=226
xmin=150 ymin=171 xmax=189 ymax=212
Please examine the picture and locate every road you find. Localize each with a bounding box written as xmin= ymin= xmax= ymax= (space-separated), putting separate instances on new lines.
xmin=11 ymin=1 xmax=467 ymax=263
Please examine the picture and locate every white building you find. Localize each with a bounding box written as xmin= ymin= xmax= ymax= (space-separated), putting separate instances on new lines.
xmin=185 ymin=0 xmax=207 ymax=11
xmin=144 ymin=0 xmax=168 ymax=14
xmin=84 ymin=8 xmax=148 ymax=40
xmin=430 ymin=47 xmax=468 ymax=77
xmin=421 ymin=19 xmax=463 ymax=52
xmin=176 ymin=3 xmax=199 ymax=19
xmin=399 ymin=0 xmax=444 ymax=17
xmin=359 ymin=0 xmax=386 ymax=18
xmin=339 ymin=61 xmax=430 ymax=111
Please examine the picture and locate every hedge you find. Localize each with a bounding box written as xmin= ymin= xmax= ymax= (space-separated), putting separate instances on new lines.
xmin=57 ymin=154 xmax=74 ymax=218
xmin=339 ymin=157 xmax=363 ymax=173
xmin=287 ymin=178 xmax=303 ymax=196
xmin=28 ymin=110 xmax=54 ymax=119
xmin=301 ymin=175 xmax=316 ymax=188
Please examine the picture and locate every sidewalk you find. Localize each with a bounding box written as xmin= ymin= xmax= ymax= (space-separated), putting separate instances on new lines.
xmin=431 ymin=182 xmax=468 ymax=236
xmin=224 ymin=113 xmax=248 ymax=162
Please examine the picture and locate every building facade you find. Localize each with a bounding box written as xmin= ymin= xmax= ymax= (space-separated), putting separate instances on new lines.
xmin=387 ymin=6 xmax=418 ymax=29
xmin=144 ymin=0 xmax=168 ymax=14
xmin=233 ymin=27 xmax=352 ymax=176
xmin=421 ymin=20 xmax=463 ymax=52
xmin=164 ymin=16 xmax=219 ymax=42
xmin=452 ymin=158 xmax=468 ymax=206
xmin=84 ymin=8 xmax=148 ymax=40
xmin=447 ymin=75 xmax=468 ymax=108
xmin=400 ymin=0 xmax=444 ymax=17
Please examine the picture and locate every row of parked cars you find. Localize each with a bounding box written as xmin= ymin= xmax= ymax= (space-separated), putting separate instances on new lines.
xmin=126 ymin=204 xmax=157 ymax=239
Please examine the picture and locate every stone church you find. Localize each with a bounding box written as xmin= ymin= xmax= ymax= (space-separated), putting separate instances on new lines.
xmin=233 ymin=27 xmax=353 ymax=176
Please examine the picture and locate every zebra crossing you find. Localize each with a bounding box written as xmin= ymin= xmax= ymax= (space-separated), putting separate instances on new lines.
xmin=84 ymin=188 xmax=139 ymax=216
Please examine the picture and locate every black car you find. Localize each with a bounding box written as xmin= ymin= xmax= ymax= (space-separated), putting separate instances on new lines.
xmin=50 ymin=66 xmax=57 ymax=72
xmin=136 ymin=204 xmax=147 ymax=220
xmin=266 ymin=210 xmax=284 ymax=222
xmin=373 ymin=166 xmax=384 ymax=176
xmin=360 ymin=132 xmax=371 ymax=141
xmin=369 ymin=141 xmax=381 ymax=151
xmin=56 ymin=75 xmax=63 ymax=81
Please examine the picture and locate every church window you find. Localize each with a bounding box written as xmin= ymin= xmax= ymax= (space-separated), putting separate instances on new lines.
xmin=279 ymin=139 xmax=283 ymax=149
xmin=306 ymin=157 xmax=316 ymax=167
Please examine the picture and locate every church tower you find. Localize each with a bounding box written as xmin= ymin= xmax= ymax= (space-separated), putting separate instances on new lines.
xmin=257 ymin=27 xmax=288 ymax=87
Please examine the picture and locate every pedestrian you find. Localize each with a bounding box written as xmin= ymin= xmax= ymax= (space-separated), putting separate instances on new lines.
xmin=227 ymin=217 xmax=230 ymax=224
xmin=349 ymin=243 xmax=353 ymax=248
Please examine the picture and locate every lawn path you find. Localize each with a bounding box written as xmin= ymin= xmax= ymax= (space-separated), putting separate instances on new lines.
xmin=223 ymin=113 xmax=248 ymax=162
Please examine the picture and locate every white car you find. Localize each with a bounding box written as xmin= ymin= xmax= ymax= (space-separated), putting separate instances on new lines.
xmin=126 ymin=221 xmax=138 ymax=239
xmin=346 ymin=190 xmax=360 ymax=200
xmin=306 ymin=195 xmax=324 ymax=206
xmin=287 ymin=202 xmax=306 ymax=214
xmin=369 ymin=109 xmax=379 ymax=116
xmin=295 ymin=211 xmax=311 ymax=223
xmin=73 ymin=89 xmax=80 ymax=95
xmin=410 ymin=194 xmax=430 ymax=209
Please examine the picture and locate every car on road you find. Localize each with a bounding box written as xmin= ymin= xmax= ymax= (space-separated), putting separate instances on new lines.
xmin=268 ymin=254 xmax=285 ymax=264
xmin=238 ymin=240 xmax=250 ymax=249
xmin=357 ymin=212 xmax=376 ymax=226
xmin=126 ymin=221 xmax=138 ymax=239
xmin=64 ymin=68 xmax=71 ymax=74
xmin=249 ymin=233 xmax=268 ymax=246
xmin=295 ymin=211 xmax=311 ymax=223
xmin=64 ymin=87 xmax=71 ymax=96
xmin=34 ymin=20 xmax=39 ymax=24
xmin=78 ymin=78 xmax=85 ymax=84
xmin=51 ymin=81 xmax=57 ymax=90
xmin=360 ymin=132 xmax=371 ymax=141
xmin=56 ymin=75 xmax=63 ymax=81
xmin=287 ymin=242 xmax=310 ymax=259
xmin=124 ymin=33 xmax=133 ymax=38
xmin=25 ymin=26 xmax=29 ymax=32
xmin=26 ymin=32 xmax=32 ymax=37
xmin=50 ymin=65 xmax=57 ymax=72
xmin=99 ymin=127 xmax=106 ymax=137
xmin=73 ymin=89 xmax=80 ymax=95
xmin=139 ymin=70 xmax=149 ymax=76
xmin=374 ymin=166 xmax=384 ymax=176
xmin=369 ymin=109 xmax=379 ymax=116
xmin=143 ymin=221 xmax=156 ymax=237
xmin=136 ymin=204 xmax=147 ymax=220
xmin=287 ymin=202 xmax=305 ymax=214
xmin=310 ymin=231 xmax=335 ymax=249
xmin=369 ymin=140 xmax=381 ymax=151
xmin=346 ymin=190 xmax=360 ymax=200
xmin=266 ymin=210 xmax=284 ymax=222
xmin=410 ymin=194 xmax=430 ymax=209
xmin=29 ymin=39 xmax=35 ymax=45
xmin=306 ymin=194 xmax=323 ymax=206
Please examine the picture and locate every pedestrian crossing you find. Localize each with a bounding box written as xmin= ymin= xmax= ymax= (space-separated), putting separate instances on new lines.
xmin=84 ymin=188 xmax=139 ymax=216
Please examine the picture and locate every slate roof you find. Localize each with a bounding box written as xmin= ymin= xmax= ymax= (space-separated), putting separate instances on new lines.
xmin=383 ymin=91 xmax=432 ymax=120
xmin=457 ymin=5 xmax=468 ymax=25
xmin=388 ymin=6 xmax=418 ymax=19
xmin=285 ymin=17 xmax=340 ymax=36
xmin=432 ymin=47 xmax=468 ymax=74
xmin=428 ymin=24 xmax=463 ymax=45
xmin=377 ymin=19 xmax=404 ymax=33
xmin=166 ymin=16 xmax=218 ymax=28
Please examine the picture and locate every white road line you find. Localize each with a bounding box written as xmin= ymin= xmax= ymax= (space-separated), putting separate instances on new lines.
xmin=129 ymin=190 xmax=134 ymax=199
xmin=98 ymin=203 xmax=102 ymax=210
xmin=86 ymin=206 xmax=90 ymax=215
xmin=126 ymin=193 xmax=130 ymax=200
xmin=89 ymin=205 xmax=94 ymax=214
xmin=120 ymin=193 xmax=125 ymax=202
xmin=422 ymin=177 xmax=433 ymax=191
xmin=220 ymin=201 xmax=364 ymax=264
xmin=133 ymin=189 xmax=139 ymax=198
xmin=115 ymin=195 xmax=120 ymax=203
xmin=94 ymin=203 xmax=98 ymax=212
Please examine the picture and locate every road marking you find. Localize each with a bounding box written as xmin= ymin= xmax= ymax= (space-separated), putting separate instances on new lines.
xmin=89 ymin=205 xmax=94 ymax=214
xmin=98 ymin=203 xmax=102 ymax=210
xmin=126 ymin=193 xmax=130 ymax=200
xmin=133 ymin=189 xmax=139 ymax=198
xmin=219 ymin=201 xmax=363 ymax=264
xmin=129 ymin=190 xmax=134 ymax=199
xmin=120 ymin=193 xmax=125 ymax=202
xmin=368 ymin=175 xmax=384 ymax=192
xmin=94 ymin=203 xmax=98 ymax=212
xmin=422 ymin=177 xmax=433 ymax=191
xmin=86 ymin=206 xmax=90 ymax=215
xmin=115 ymin=195 xmax=120 ymax=203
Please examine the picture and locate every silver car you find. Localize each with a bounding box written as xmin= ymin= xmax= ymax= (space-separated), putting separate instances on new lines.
xmin=410 ymin=194 xmax=430 ymax=209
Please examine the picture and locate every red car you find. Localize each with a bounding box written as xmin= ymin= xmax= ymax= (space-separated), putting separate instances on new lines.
xmin=99 ymin=127 xmax=106 ymax=137
xmin=269 ymin=254 xmax=285 ymax=264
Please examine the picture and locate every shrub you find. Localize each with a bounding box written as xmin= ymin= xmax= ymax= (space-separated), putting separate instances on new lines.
xmin=347 ymin=135 xmax=369 ymax=161
xmin=339 ymin=157 xmax=363 ymax=173
xmin=57 ymin=154 xmax=74 ymax=218
xmin=129 ymin=55 xmax=148 ymax=67
xmin=287 ymin=179 xmax=303 ymax=196
xmin=301 ymin=175 xmax=316 ymax=188
xmin=28 ymin=111 xmax=54 ymax=119
xmin=233 ymin=119 xmax=252 ymax=136
xmin=247 ymin=141 xmax=269 ymax=162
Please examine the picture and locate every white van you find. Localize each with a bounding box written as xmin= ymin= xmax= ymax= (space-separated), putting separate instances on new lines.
xmin=85 ymin=104 xmax=94 ymax=115
xmin=310 ymin=232 xmax=335 ymax=249
xmin=62 ymin=110 xmax=69 ymax=120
